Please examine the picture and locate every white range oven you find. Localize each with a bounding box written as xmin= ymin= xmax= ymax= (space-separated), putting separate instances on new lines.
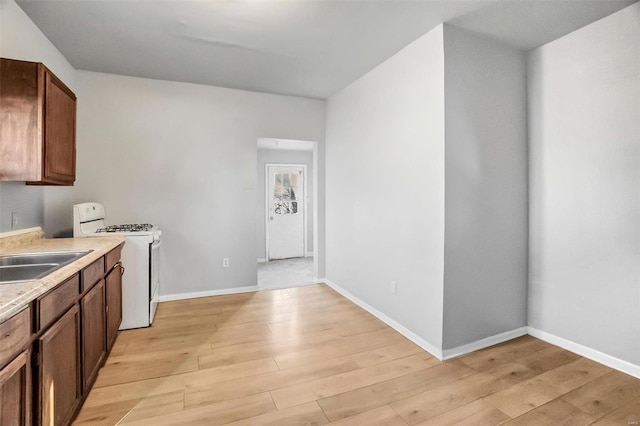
xmin=73 ymin=202 xmax=162 ymax=329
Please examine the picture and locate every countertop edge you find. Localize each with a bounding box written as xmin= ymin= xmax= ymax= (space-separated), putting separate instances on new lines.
xmin=0 ymin=236 xmax=125 ymax=323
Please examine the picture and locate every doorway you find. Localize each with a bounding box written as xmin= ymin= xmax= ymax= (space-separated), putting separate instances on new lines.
xmin=266 ymin=164 xmax=307 ymax=260
xmin=256 ymin=138 xmax=316 ymax=289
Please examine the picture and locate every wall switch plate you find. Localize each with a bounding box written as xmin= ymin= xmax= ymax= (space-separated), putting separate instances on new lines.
xmin=391 ymin=281 xmax=397 ymax=295
xmin=223 ymin=258 xmax=229 ymax=268
xmin=11 ymin=212 xmax=19 ymax=229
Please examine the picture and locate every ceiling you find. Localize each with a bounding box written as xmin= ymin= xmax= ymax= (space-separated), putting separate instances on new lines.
xmin=16 ymin=0 xmax=635 ymax=99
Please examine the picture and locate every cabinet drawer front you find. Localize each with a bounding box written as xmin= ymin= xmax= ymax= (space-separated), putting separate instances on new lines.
xmin=38 ymin=274 xmax=79 ymax=331
xmin=82 ymin=257 xmax=105 ymax=292
xmin=0 ymin=307 xmax=30 ymax=368
xmin=106 ymin=244 xmax=123 ymax=272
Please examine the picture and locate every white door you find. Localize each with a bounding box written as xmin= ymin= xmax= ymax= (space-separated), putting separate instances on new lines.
xmin=267 ymin=165 xmax=305 ymax=260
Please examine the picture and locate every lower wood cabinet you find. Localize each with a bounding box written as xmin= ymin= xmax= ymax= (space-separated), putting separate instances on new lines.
xmin=81 ymin=279 xmax=106 ymax=391
xmin=0 ymin=351 xmax=31 ymax=426
xmin=105 ymin=263 xmax=123 ymax=352
xmin=1 ymin=246 xmax=124 ymax=426
xmin=38 ymin=305 xmax=81 ymax=426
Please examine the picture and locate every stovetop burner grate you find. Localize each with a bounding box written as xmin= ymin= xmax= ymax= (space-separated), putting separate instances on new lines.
xmin=96 ymin=224 xmax=154 ymax=233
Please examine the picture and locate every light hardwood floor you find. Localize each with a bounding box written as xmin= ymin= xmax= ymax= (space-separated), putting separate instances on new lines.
xmin=74 ymin=284 xmax=640 ymax=425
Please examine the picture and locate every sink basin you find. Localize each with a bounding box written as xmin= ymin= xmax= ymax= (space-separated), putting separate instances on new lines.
xmin=0 ymin=250 xmax=93 ymax=284
xmin=0 ymin=250 xmax=92 ymax=267
xmin=0 ymin=264 xmax=60 ymax=283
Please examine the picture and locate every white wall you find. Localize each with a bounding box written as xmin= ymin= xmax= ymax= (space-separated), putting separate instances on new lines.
xmin=442 ymin=25 xmax=528 ymax=350
xmin=325 ymin=26 xmax=445 ymax=350
xmin=256 ymin=148 xmax=314 ymax=260
xmin=528 ymin=3 xmax=640 ymax=367
xmin=0 ymin=0 xmax=75 ymax=232
xmin=46 ymin=70 xmax=325 ymax=297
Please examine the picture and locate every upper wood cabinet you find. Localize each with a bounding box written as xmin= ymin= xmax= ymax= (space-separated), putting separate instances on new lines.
xmin=0 ymin=58 xmax=76 ymax=185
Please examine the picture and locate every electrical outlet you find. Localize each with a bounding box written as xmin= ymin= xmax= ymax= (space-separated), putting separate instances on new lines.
xmin=391 ymin=281 xmax=397 ymax=295
xmin=223 ymin=258 xmax=229 ymax=268
xmin=11 ymin=212 xmax=19 ymax=229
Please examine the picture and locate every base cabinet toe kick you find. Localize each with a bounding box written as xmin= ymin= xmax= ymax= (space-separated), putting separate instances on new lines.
xmin=0 ymin=243 xmax=124 ymax=426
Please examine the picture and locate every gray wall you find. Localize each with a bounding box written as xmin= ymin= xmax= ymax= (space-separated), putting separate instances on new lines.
xmin=442 ymin=25 xmax=528 ymax=350
xmin=326 ymin=26 xmax=446 ymax=350
xmin=54 ymin=70 xmax=326 ymax=298
xmin=256 ymin=148 xmax=314 ymax=260
xmin=528 ymin=3 xmax=640 ymax=366
xmin=0 ymin=0 xmax=76 ymax=233
xmin=0 ymin=183 xmax=44 ymax=231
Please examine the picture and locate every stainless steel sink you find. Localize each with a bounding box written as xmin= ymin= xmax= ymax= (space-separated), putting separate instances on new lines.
xmin=0 ymin=264 xmax=60 ymax=283
xmin=0 ymin=250 xmax=92 ymax=267
xmin=0 ymin=250 xmax=93 ymax=284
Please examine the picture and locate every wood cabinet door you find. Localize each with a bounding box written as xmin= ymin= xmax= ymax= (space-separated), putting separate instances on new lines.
xmin=39 ymin=305 xmax=81 ymax=426
xmin=0 ymin=351 xmax=31 ymax=426
xmin=43 ymin=70 xmax=76 ymax=184
xmin=0 ymin=58 xmax=42 ymax=181
xmin=81 ymin=280 xmax=106 ymax=392
xmin=105 ymin=264 xmax=123 ymax=352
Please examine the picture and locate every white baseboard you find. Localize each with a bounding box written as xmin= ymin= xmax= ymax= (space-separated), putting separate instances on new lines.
xmin=528 ymin=326 xmax=640 ymax=379
xmin=305 ymin=251 xmax=314 ymax=258
xmin=257 ymin=258 xmax=267 ymax=263
xmin=442 ymin=327 xmax=528 ymax=360
xmin=322 ymin=278 xmax=443 ymax=360
xmin=159 ymin=285 xmax=259 ymax=302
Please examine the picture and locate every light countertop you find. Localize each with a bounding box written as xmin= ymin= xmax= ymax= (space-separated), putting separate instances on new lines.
xmin=0 ymin=228 xmax=125 ymax=323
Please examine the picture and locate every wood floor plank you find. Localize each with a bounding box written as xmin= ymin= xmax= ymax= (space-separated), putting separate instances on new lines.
xmin=74 ymin=391 xmax=184 ymax=425
xmin=198 ymin=322 xmax=387 ymax=370
xmin=515 ymin=345 xmax=580 ymax=374
xmin=223 ymin=401 xmax=329 ymax=426
xmin=500 ymin=398 xmax=596 ymax=426
xmin=185 ymin=356 xmax=360 ymax=409
xmin=82 ymin=357 xmax=279 ymax=408
xmin=328 ymin=405 xmax=408 ymax=426
xmin=458 ymin=335 xmax=552 ymax=371
xmin=115 ymin=331 xmax=220 ymax=355
xmin=484 ymin=357 xmax=612 ymax=418
xmin=271 ymin=354 xmax=434 ymax=409
xmin=318 ymin=360 xmax=474 ymax=421
xmin=561 ymin=370 xmax=640 ymax=419
xmin=273 ymin=327 xmax=406 ymax=370
xmin=122 ymin=392 xmax=276 ymax=426
xmin=350 ymin=341 xmax=425 ymax=368
xmin=94 ymin=349 xmax=201 ymax=388
xmin=214 ymin=303 xmax=367 ymax=329
xmin=414 ymin=399 xmax=509 ymax=426
xmin=588 ymin=398 xmax=640 ymax=425
xmin=390 ymin=362 xmax=537 ymax=424
xmin=267 ymin=314 xmax=386 ymax=337
xmin=118 ymin=391 xmax=186 ymax=424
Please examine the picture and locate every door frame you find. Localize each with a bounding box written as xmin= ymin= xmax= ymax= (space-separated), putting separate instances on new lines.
xmin=265 ymin=163 xmax=308 ymax=261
